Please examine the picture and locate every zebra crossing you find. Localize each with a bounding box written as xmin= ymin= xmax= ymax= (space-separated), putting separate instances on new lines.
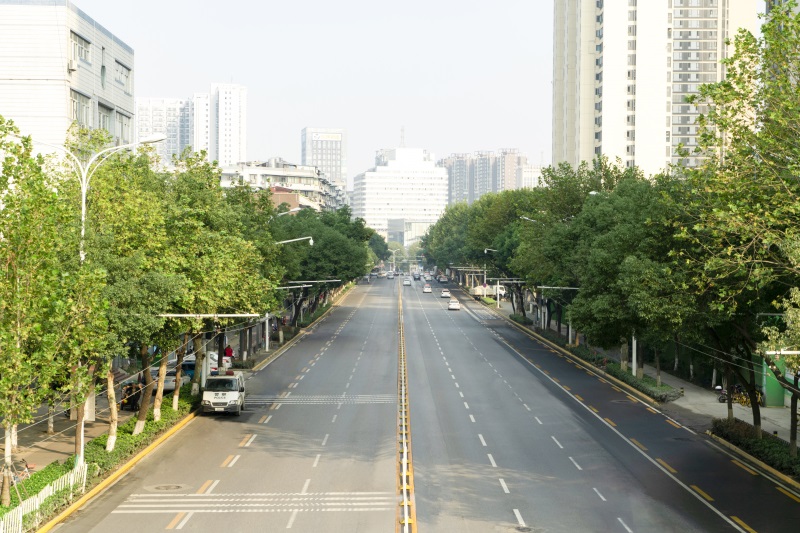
xmin=112 ymin=491 xmax=395 ymax=514
xmin=245 ymin=394 xmax=396 ymax=407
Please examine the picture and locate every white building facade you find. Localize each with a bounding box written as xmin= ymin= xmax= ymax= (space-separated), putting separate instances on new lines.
xmin=0 ymin=0 xmax=135 ymax=147
xmin=352 ymin=147 xmax=448 ymax=245
xmin=301 ymin=127 xmax=347 ymax=188
xmin=552 ymin=0 xmax=758 ymax=176
xmin=210 ymin=83 xmax=247 ymax=166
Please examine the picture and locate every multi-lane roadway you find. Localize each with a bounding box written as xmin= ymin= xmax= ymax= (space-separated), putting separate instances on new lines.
xmin=57 ymin=276 xmax=800 ymax=532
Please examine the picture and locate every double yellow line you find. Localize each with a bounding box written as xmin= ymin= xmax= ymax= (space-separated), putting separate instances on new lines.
xmin=396 ymin=290 xmax=416 ymax=532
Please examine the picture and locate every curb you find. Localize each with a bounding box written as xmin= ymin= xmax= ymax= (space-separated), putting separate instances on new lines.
xmin=37 ymin=409 xmax=199 ymax=533
xmin=470 ymin=294 xmax=659 ymax=406
xmin=706 ymin=431 xmax=800 ymax=492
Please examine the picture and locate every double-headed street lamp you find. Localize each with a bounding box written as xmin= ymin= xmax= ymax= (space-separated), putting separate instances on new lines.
xmin=16 ymin=133 xmax=167 ymax=262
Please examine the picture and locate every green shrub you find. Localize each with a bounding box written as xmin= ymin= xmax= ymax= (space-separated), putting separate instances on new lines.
xmin=0 ymin=460 xmax=71 ymax=515
xmin=712 ymin=418 xmax=800 ymax=478
xmin=509 ymin=313 xmax=533 ymax=325
xmin=231 ymin=359 xmax=255 ymax=369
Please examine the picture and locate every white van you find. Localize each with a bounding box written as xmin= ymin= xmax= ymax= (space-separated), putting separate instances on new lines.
xmin=201 ymin=371 xmax=246 ymax=416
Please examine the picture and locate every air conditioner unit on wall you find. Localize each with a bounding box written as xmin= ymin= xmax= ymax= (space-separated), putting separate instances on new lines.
xmin=67 ymin=60 xmax=77 ymax=72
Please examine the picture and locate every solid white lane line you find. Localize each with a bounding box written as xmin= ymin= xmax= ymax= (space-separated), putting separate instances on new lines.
xmin=469 ymin=415 xmax=476 ymax=423
xmin=301 ymin=479 xmax=310 ymax=494
xmin=478 ymin=434 xmax=487 ymax=447
xmin=313 ymin=454 xmax=321 ymax=467
xmin=513 ymin=509 xmax=526 ymax=527
xmin=488 ymin=454 xmax=497 ymax=467
xmin=551 ymin=436 xmax=563 ymax=449
xmin=331 ymin=415 xmax=337 ymax=423
xmin=534 ymin=416 xmax=542 ymax=425
xmin=228 ymin=455 xmax=241 ymax=468
xmin=464 ymin=402 xmax=470 ymax=409
xmin=524 ymin=404 xmax=531 ymax=411
xmin=321 ymin=434 xmax=329 ymax=446
xmin=499 ymin=479 xmax=510 ymax=494
xmin=286 ymin=509 xmax=298 ymax=528
xmin=593 ymin=488 xmax=607 ymax=501
xmin=569 ymin=457 xmax=583 ymax=470
xmin=244 ymin=434 xmax=257 ymax=447
xmin=176 ymin=511 xmax=194 ymax=529
xmin=618 ymin=517 xmax=633 ymax=532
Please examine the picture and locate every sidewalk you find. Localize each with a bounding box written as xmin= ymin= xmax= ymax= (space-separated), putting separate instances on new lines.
xmin=483 ymin=297 xmax=795 ymax=441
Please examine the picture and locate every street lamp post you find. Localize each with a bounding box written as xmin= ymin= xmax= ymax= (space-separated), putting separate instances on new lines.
xmin=276 ymin=236 xmax=314 ymax=246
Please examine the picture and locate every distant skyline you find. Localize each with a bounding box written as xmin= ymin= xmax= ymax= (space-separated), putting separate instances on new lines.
xmin=72 ymin=0 xmax=553 ymax=184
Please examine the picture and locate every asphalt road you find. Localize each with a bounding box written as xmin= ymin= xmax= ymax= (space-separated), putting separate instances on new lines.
xmin=54 ymin=277 xmax=800 ymax=532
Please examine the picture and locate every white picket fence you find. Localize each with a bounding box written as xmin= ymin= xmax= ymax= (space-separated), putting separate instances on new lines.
xmin=0 ymin=463 xmax=87 ymax=533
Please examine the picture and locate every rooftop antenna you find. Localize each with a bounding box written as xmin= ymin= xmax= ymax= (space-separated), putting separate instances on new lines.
xmin=400 ymin=126 xmax=405 ymax=147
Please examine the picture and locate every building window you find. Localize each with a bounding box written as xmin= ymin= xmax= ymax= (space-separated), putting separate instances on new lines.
xmin=115 ymin=61 xmax=131 ymax=93
xmin=115 ymin=113 xmax=131 ymax=144
xmin=98 ymin=105 xmax=112 ymax=133
xmin=70 ymin=90 xmax=92 ymax=126
xmin=71 ymin=32 xmax=90 ymax=63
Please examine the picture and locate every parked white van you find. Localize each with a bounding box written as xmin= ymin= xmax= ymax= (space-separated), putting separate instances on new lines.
xmin=201 ymin=371 xmax=246 ymax=416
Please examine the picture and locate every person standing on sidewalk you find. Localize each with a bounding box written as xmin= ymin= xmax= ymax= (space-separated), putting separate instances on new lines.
xmin=225 ymin=344 xmax=234 ymax=363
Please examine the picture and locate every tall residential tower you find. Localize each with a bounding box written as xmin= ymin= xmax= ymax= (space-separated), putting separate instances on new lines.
xmin=552 ymin=0 xmax=758 ymax=176
xmin=301 ymin=127 xmax=347 ymax=187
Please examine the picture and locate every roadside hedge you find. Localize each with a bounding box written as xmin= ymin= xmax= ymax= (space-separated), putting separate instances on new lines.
xmin=0 ymin=385 xmax=199 ymax=520
xmin=712 ymin=418 xmax=800 ymax=478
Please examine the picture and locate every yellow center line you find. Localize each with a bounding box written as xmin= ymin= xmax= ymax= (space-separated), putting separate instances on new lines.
xmin=666 ymin=419 xmax=681 ymax=429
xmin=543 ymin=370 xmax=550 ymax=375
xmin=574 ymin=394 xmax=584 ymax=401
xmin=604 ymin=417 xmax=617 ymax=427
xmin=220 ymin=455 xmax=234 ymax=468
xmin=195 ymin=480 xmax=212 ymax=494
xmin=598 ymin=378 xmax=608 ymax=384
xmin=258 ymin=415 xmax=268 ymax=424
xmin=238 ymin=434 xmax=252 ymax=447
xmin=611 ymin=386 xmax=622 ymax=392
xmin=630 ymin=438 xmax=648 ymax=451
xmin=731 ymin=460 xmax=758 ymax=476
xmin=777 ymin=486 xmax=800 ymax=503
xmin=587 ymin=371 xmax=595 ymax=376
xmin=551 ymin=376 xmax=558 ymax=382
xmin=656 ymin=458 xmax=677 ymax=473
xmin=646 ymin=407 xmax=657 ymax=414
xmin=691 ymin=484 xmax=714 ymax=501
xmin=165 ymin=512 xmax=186 ymax=530
xmin=562 ymin=385 xmax=570 ymax=390
xmin=731 ymin=516 xmax=757 ymax=533
xmin=589 ymin=406 xmax=599 ymax=413
xmin=626 ymin=395 xmax=637 ymax=402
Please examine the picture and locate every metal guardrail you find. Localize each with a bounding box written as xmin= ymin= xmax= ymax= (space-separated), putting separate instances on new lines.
xmin=0 ymin=463 xmax=87 ymax=533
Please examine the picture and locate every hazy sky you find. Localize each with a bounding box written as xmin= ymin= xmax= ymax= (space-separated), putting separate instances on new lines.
xmin=73 ymin=0 xmax=553 ymax=180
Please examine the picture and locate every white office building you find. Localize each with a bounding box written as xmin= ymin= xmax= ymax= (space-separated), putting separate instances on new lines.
xmin=352 ymin=147 xmax=448 ymax=245
xmin=552 ymin=0 xmax=758 ymax=176
xmin=301 ymin=127 xmax=347 ymax=187
xmin=0 ymin=0 xmax=134 ymax=148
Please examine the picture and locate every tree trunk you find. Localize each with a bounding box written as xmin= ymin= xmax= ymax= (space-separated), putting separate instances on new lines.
xmin=74 ymin=398 xmax=85 ymax=462
xmin=556 ymin=303 xmax=562 ymax=337
xmin=106 ymin=368 xmax=118 ymax=452
xmin=191 ymin=333 xmax=204 ymax=396
xmin=153 ymin=351 xmax=169 ymax=422
xmin=655 ymin=347 xmax=661 ymax=387
xmin=2 ymin=422 xmax=12 ymax=506
xmin=133 ymin=346 xmax=153 ymax=436
xmin=172 ymin=337 xmax=187 ymax=411
xmin=673 ymin=335 xmax=680 ymax=372
xmin=711 ymin=367 xmax=718 ymax=388
xmin=620 ymin=341 xmax=628 ymax=372
xmin=47 ymin=401 xmax=55 ymax=434
xmin=744 ymin=358 xmax=762 ymax=439
xmin=10 ymin=424 xmax=18 ymax=453
xmin=689 ymin=353 xmax=694 ymax=381
xmin=726 ymin=366 xmax=734 ymax=422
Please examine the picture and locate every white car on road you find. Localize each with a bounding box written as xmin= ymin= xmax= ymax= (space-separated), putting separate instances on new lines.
xmin=448 ymin=299 xmax=461 ymax=310
xmin=423 ymin=284 xmax=432 ymax=293
xmin=441 ymin=289 xmax=451 ymax=298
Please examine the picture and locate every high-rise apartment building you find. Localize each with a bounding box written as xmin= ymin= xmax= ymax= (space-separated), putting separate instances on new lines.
xmin=135 ymin=84 xmax=245 ymax=166
xmin=552 ymin=0 xmax=758 ymax=176
xmin=438 ymin=149 xmax=535 ymax=205
xmin=210 ymin=83 xmax=247 ymax=166
xmin=352 ymin=147 xmax=448 ymax=245
xmin=0 ymin=0 xmax=134 ymax=148
xmin=301 ymin=127 xmax=347 ymax=187
xmin=135 ymin=98 xmax=193 ymax=163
